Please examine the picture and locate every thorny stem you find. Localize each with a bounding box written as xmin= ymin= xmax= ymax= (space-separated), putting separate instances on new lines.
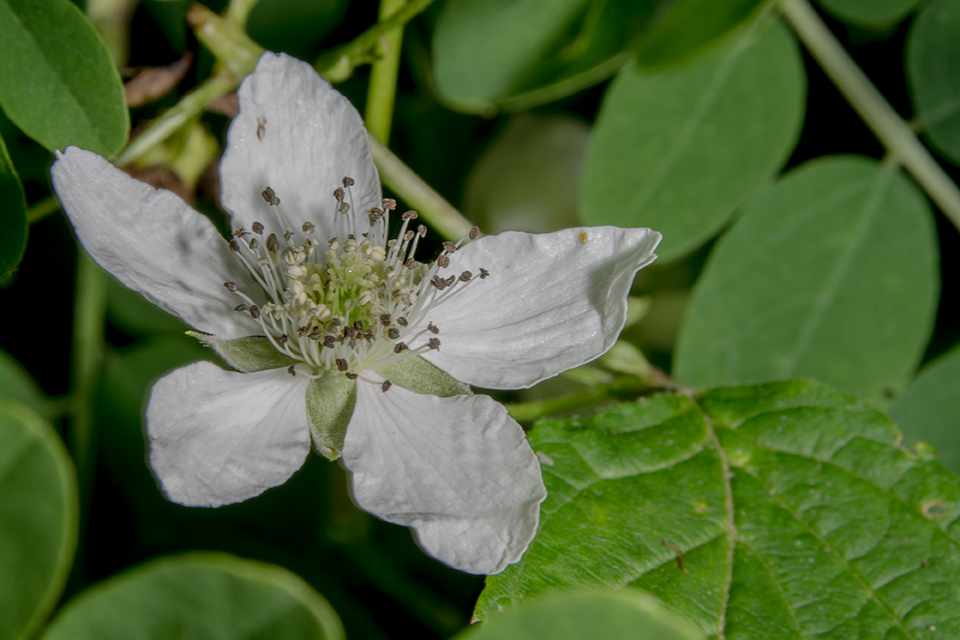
xmin=369 ymin=134 xmax=475 ymax=241
xmin=504 ymin=369 xmax=686 ymax=423
xmin=315 ymin=0 xmax=435 ymax=81
xmin=67 ymin=252 xmax=108 ymax=588
xmin=781 ymin=0 xmax=960 ymax=232
xmin=365 ymin=0 xmax=408 ymax=144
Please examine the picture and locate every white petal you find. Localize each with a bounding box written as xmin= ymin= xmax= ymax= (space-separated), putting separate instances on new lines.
xmin=418 ymin=227 xmax=661 ymax=389
xmin=342 ymin=374 xmax=545 ymax=575
xmin=220 ymin=52 xmax=382 ymax=240
xmin=51 ymin=147 xmax=255 ymax=339
xmin=147 ymin=362 xmax=311 ymax=507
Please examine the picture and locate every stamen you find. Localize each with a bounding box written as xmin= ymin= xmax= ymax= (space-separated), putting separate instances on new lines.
xmin=428 ymin=323 xmax=439 ymax=334
xmin=261 ymin=186 xmax=280 ymax=206
xmin=252 ymin=221 xmax=264 ymax=235
xmin=428 ymin=338 xmax=440 ymax=350
xmin=336 ymin=358 xmax=348 ymax=372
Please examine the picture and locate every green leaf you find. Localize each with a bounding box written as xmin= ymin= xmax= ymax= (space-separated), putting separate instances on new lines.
xmin=432 ymin=0 xmax=660 ymax=113
xmin=41 ymin=552 xmax=344 ymax=640
xmin=459 ymin=590 xmax=699 ymax=640
xmin=674 ymin=156 xmax=939 ymax=399
xmin=889 ymin=344 xmax=960 ymax=474
xmin=463 ymin=114 xmax=588 ymax=234
xmin=580 ymin=20 xmax=805 ymax=262
xmin=0 ymin=348 xmax=49 ymax=418
xmin=0 ymin=0 xmax=129 ymax=157
xmin=0 ymin=400 xmax=77 ymax=640
xmin=907 ymin=0 xmax=960 ymax=166
xmin=477 ymin=381 xmax=960 ymax=638
xmin=0 ymin=133 xmax=26 ymax=278
xmin=188 ymin=331 xmax=299 ymax=373
xmin=634 ymin=0 xmax=773 ymax=68
xmin=306 ymin=373 xmax=357 ymax=460
xmin=817 ymin=0 xmax=920 ymax=28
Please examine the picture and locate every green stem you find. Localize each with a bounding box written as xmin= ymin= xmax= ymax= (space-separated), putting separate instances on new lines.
xmin=315 ymin=0 xmax=435 ymax=81
xmin=781 ymin=0 xmax=960 ymax=231
xmin=113 ymin=73 xmax=237 ymax=168
xmin=365 ymin=0 xmax=407 ymax=144
xmin=68 ymin=252 xmax=108 ymax=587
xmin=504 ymin=375 xmax=657 ymax=423
xmin=368 ymin=134 xmax=474 ymax=241
xmin=26 ymin=195 xmax=61 ymax=225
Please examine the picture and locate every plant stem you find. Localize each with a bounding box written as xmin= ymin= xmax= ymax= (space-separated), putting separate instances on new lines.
xmin=26 ymin=195 xmax=61 ymax=225
xmin=68 ymin=252 xmax=108 ymax=586
xmin=781 ymin=0 xmax=960 ymax=231
xmin=315 ymin=0 xmax=435 ymax=81
xmin=113 ymin=73 xmax=237 ymax=168
xmin=365 ymin=0 xmax=408 ymax=144
xmin=368 ymin=134 xmax=474 ymax=241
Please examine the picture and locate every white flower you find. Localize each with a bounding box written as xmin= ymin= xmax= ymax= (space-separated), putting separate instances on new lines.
xmin=50 ymin=52 xmax=661 ymax=575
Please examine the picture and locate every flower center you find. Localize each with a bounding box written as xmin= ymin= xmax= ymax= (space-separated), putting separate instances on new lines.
xmin=222 ymin=179 xmax=485 ymax=380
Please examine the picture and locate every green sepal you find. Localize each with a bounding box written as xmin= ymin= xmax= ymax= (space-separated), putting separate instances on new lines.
xmin=306 ymin=374 xmax=357 ymax=461
xmin=187 ymin=332 xmax=298 ymax=373
xmin=379 ymin=356 xmax=471 ymax=398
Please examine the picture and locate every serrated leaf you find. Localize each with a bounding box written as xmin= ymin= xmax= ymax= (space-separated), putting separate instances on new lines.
xmin=477 ymin=380 xmax=960 ymax=639
xmin=634 ymin=0 xmax=772 ymax=68
xmin=674 ymin=156 xmax=939 ymax=399
xmin=0 ymin=133 xmax=26 ymax=278
xmin=817 ymin=0 xmax=920 ymax=28
xmin=890 ymin=344 xmax=960 ymax=474
xmin=907 ymin=0 xmax=960 ymax=166
xmin=0 ymin=400 xmax=77 ymax=640
xmin=581 ymin=19 xmax=805 ymax=262
xmin=432 ymin=0 xmax=660 ymax=113
xmin=0 ymin=0 xmax=129 ymax=157
xmin=41 ymin=553 xmax=344 ymax=640
xmin=458 ymin=590 xmax=699 ymax=640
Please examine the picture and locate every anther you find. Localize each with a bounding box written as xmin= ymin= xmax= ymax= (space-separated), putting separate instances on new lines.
xmin=445 ymin=275 xmax=456 ymax=287
xmin=249 ymin=305 xmax=260 ymax=319
xmin=387 ymin=327 xmax=400 ymax=340
xmin=339 ymin=202 xmax=350 ymax=214
xmin=266 ymin=233 xmax=279 ymax=252
xmin=479 ymin=268 xmax=490 ymax=279
xmin=309 ymin=328 xmax=322 ymax=341
xmin=279 ymin=334 xmax=288 ymax=344
xmin=405 ymin=258 xmax=419 ymax=270
xmin=430 ymin=275 xmax=446 ymax=290
xmin=343 ymin=326 xmax=356 ymax=339
xmin=284 ymin=230 xmax=294 ymax=242
xmin=382 ymin=198 xmax=396 ymax=211
xmin=353 ymin=320 xmax=364 ymax=331
xmin=234 ymin=304 xmax=248 ymax=312
xmin=261 ymin=186 xmax=280 ymax=206
xmin=343 ymin=176 xmax=355 ymax=187
xmin=342 ymin=372 xmax=357 ymax=380
xmin=394 ymin=342 xmax=408 ymax=354
xmin=302 ymin=221 xmax=315 ymax=235
xmin=288 ymin=365 xmax=296 ymax=376
xmin=336 ymin=358 xmax=348 ymax=372
xmin=229 ymin=239 xmax=240 ymax=253
xmin=469 ymin=226 xmax=480 ymax=240
xmin=397 ymin=317 xmax=408 ymax=327
xmin=363 ymin=330 xmax=374 ymax=341
xmin=248 ymin=238 xmax=259 ymax=250
xmin=437 ymin=255 xmax=450 ymax=269
xmin=401 ymin=210 xmax=418 ymax=221
xmin=403 ymin=230 xmax=415 ymax=242
xmin=323 ymin=336 xmax=336 ymax=349
xmin=382 ymin=380 xmax=392 ymax=393
xmin=418 ymin=225 xmax=427 ymax=238
xmin=333 ymin=187 xmax=344 ymax=202
xmin=232 ymin=228 xmax=249 ymax=238
xmin=297 ymin=326 xmax=309 ymax=337
xmin=380 ymin=313 xmax=391 ymax=326
xmin=459 ymin=271 xmax=472 ymax=282
xmin=442 ymin=241 xmax=456 ymax=253
xmin=428 ymin=323 xmax=439 ymax=334
xmin=428 ymin=338 xmax=441 ymax=350
xmin=224 ymin=281 xmax=238 ymax=291
xmin=251 ymin=221 xmax=264 ymax=235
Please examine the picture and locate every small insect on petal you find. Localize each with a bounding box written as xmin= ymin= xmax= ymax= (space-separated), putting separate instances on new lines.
xmin=381 ymin=380 xmax=392 ymax=393
xmin=579 ymin=231 xmax=588 ymax=244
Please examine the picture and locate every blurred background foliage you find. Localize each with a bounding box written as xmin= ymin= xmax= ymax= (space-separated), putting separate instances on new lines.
xmin=2 ymin=0 xmax=960 ymax=637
